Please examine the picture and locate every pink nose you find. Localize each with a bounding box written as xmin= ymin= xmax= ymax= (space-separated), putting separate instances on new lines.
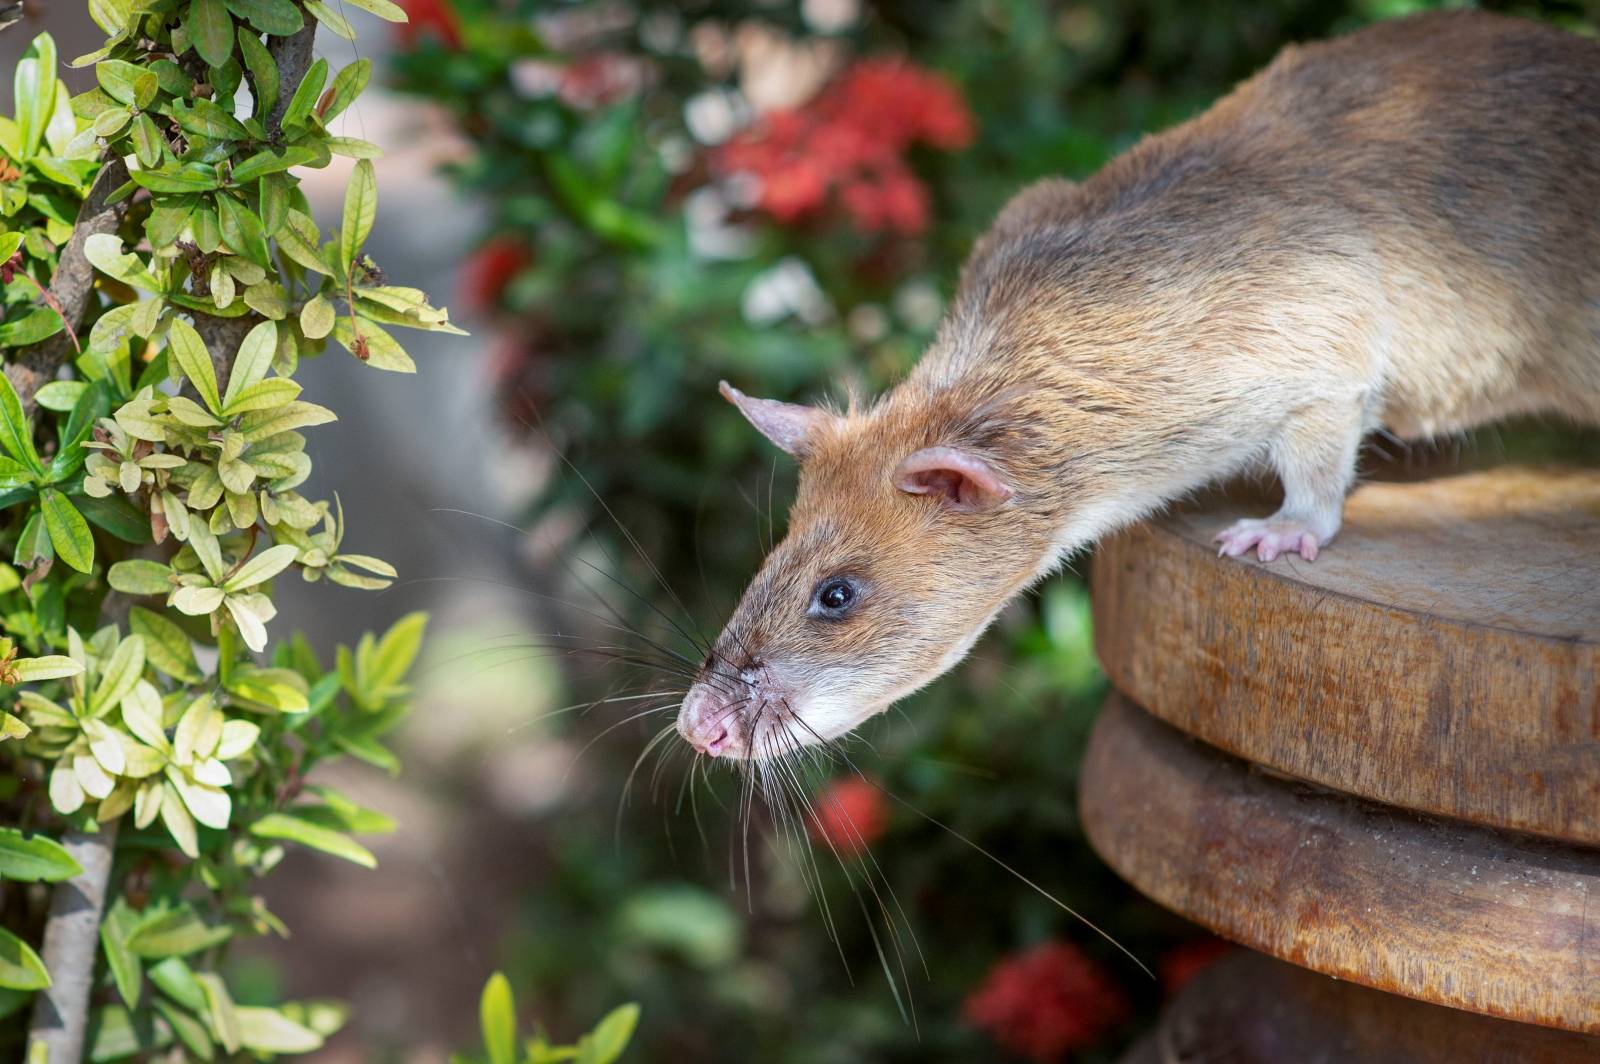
xmin=693 ymin=725 xmax=730 ymax=756
xmin=679 ymin=686 xmax=739 ymax=757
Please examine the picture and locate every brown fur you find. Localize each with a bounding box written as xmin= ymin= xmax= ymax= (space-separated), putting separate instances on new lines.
xmin=679 ymin=11 xmax=1600 ymax=758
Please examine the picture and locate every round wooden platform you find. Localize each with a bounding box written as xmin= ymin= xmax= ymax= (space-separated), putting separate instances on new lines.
xmin=1080 ymin=694 xmax=1600 ymax=1033
xmin=1119 ymin=951 xmax=1600 ymax=1064
xmin=1090 ymin=466 xmax=1600 ymax=846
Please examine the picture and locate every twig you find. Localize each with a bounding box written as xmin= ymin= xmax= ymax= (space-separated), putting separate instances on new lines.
xmin=15 ymin=272 xmax=82 ymax=356
xmin=25 ymin=821 xmax=120 ymax=1064
xmin=5 ymin=158 xmax=130 ymax=414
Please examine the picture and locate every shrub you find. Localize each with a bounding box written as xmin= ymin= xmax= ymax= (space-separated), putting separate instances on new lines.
xmin=0 ymin=1 xmax=457 ymax=1059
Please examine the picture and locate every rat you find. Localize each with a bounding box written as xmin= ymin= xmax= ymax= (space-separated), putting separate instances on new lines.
xmin=678 ymin=10 xmax=1600 ymax=759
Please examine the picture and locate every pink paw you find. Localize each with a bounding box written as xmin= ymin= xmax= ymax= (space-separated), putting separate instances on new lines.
xmin=1214 ymin=519 xmax=1322 ymax=562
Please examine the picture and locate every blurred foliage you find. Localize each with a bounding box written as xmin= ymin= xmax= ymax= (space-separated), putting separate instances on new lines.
xmin=392 ymin=0 xmax=1596 ymax=1061
xmin=457 ymin=972 xmax=637 ymax=1064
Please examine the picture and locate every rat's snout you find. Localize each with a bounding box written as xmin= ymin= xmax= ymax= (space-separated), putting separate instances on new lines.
xmin=677 ymin=682 xmax=745 ymax=758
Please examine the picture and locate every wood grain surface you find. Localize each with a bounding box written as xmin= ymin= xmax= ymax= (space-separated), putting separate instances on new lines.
xmin=1080 ymin=694 xmax=1600 ymax=1033
xmin=1090 ymin=466 xmax=1600 ymax=844
xmin=1117 ymin=951 xmax=1600 ymax=1063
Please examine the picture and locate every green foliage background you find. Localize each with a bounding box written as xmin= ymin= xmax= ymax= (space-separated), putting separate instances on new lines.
xmin=391 ymin=0 xmax=1599 ymax=1061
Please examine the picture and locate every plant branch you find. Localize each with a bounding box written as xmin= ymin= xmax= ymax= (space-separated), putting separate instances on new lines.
xmin=26 ymin=821 xmax=119 ymax=1064
xmin=266 ymin=20 xmax=319 ymax=136
xmin=5 ymin=158 xmax=130 ymax=415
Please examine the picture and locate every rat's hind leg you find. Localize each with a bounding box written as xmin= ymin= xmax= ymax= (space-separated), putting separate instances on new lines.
xmin=1215 ymin=399 xmax=1365 ymax=562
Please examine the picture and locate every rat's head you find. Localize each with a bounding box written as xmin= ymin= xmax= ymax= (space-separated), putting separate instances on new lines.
xmin=678 ymin=381 xmax=1056 ymax=761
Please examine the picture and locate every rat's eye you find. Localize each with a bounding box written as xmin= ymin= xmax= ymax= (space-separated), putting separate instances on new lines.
xmin=811 ymin=577 xmax=859 ymax=619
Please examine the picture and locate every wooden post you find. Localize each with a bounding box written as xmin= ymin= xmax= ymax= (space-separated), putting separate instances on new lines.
xmin=1081 ymin=465 xmax=1600 ymax=1057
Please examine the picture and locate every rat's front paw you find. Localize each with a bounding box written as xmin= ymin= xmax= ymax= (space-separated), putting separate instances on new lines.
xmin=1214 ymin=518 xmax=1323 ymax=562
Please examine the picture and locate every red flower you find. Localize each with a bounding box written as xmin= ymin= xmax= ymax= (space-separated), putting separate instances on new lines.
xmin=558 ymin=53 xmax=651 ymax=110
xmin=712 ymin=57 xmax=974 ymax=236
xmin=460 ymin=236 xmax=533 ymax=311
xmin=1157 ymin=937 xmax=1233 ymax=996
xmin=963 ymin=941 xmax=1130 ymax=1062
xmin=809 ymin=777 xmax=888 ymax=855
xmin=396 ymin=0 xmax=462 ymax=49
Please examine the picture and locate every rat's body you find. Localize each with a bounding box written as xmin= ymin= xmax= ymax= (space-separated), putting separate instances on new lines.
xmin=679 ymin=11 xmax=1600 ymax=759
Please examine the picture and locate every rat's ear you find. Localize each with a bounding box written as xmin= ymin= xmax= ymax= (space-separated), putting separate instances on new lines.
xmin=720 ymin=381 xmax=836 ymax=458
xmin=893 ymin=447 xmax=1014 ymax=513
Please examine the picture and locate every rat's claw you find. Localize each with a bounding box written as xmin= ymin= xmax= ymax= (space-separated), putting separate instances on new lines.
xmin=1213 ymin=518 xmax=1324 ymax=562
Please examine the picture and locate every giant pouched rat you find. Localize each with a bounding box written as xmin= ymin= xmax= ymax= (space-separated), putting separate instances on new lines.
xmin=678 ymin=10 xmax=1600 ymax=759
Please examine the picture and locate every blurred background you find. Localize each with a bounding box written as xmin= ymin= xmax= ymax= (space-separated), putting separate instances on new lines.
xmin=7 ymin=0 xmax=1598 ymax=1060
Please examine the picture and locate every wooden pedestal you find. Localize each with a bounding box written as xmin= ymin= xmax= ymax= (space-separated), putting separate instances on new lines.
xmin=1082 ymin=466 xmax=1600 ymax=1051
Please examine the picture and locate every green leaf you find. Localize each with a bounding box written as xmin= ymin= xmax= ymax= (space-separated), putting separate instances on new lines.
xmin=368 ymin=612 xmax=427 ymax=694
xmin=340 ymin=159 xmax=377 ymax=268
xmin=576 ymin=1004 xmax=640 ymax=1064
xmin=0 ymin=306 xmax=64 ymax=347
xmin=107 ymin=559 xmax=173 ymax=596
xmin=153 ymin=995 xmax=215 ymax=1060
xmin=49 ymin=381 xmax=112 ymax=484
xmin=299 ymin=293 xmax=334 ymax=340
xmin=76 ymin=493 xmax=154 ymax=544
xmin=242 ymin=280 xmax=289 ymax=319
xmin=15 ymin=33 xmax=58 ymax=159
xmin=280 ymin=56 xmax=327 ymax=130
xmin=172 ymin=98 xmax=249 ymax=142
xmin=148 ymin=957 xmax=205 ymax=1011
xmin=222 ymin=377 xmax=299 ymax=414
xmin=259 ymin=172 xmax=289 ymax=234
xmin=222 ymin=0 xmax=304 ymax=35
xmin=236 ymin=30 xmax=279 ymax=121
xmin=197 ymin=973 xmax=241 ymax=1054
xmin=101 ymin=897 xmax=143 ymax=1009
xmin=167 ymin=318 xmax=222 ymax=414
xmin=129 ymin=163 xmax=221 ymax=193
xmin=95 ymin=59 xmax=155 ymax=107
xmin=130 ymin=112 xmax=163 ymax=168
xmin=0 ymin=828 xmax=83 ymax=882
xmin=130 ymin=607 xmax=202 ymax=682
xmin=321 ymin=59 xmax=370 ymax=123
xmin=226 ymin=665 xmax=310 ymax=713
xmin=41 ymin=489 xmax=93 ymax=573
xmin=305 ymin=0 xmax=355 ymax=39
xmin=92 ymin=635 xmax=145 ymax=715
xmin=223 ymin=542 xmax=299 ymax=591
xmin=0 ymin=233 xmax=20 ymax=262
xmin=187 ymin=0 xmax=235 ymax=68
xmin=216 ymin=192 xmax=271 ymax=267
xmin=237 ymin=400 xmax=336 ymax=440
xmin=229 ymin=144 xmax=320 ymax=184
xmin=84 ymin=233 xmax=162 ymax=290
xmin=250 ymin=813 xmax=376 ymax=868
xmin=13 ymin=511 xmax=53 ymax=570
xmin=126 ymin=907 xmax=232 ymax=958
xmin=327 ymin=136 xmax=383 ymax=159
xmin=222 ymin=320 xmax=277 ymax=408
xmin=11 ymin=655 xmax=83 ymax=682
xmin=236 ymin=1007 xmax=323 ymax=1053
xmin=332 ymin=316 xmax=415 ymax=373
xmin=0 ymin=370 xmax=44 ymax=475
xmin=0 ymin=925 xmax=49 ymax=991
xmin=480 ymin=973 xmax=516 ymax=1064
xmin=341 ymin=0 xmax=408 ymax=21
xmin=0 ymin=456 xmax=32 ymax=489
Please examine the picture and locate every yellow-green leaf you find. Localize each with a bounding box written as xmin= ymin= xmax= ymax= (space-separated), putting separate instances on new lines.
xmin=339 ymin=158 xmax=376 ymax=268
xmin=167 ymin=318 xmax=222 ymax=415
